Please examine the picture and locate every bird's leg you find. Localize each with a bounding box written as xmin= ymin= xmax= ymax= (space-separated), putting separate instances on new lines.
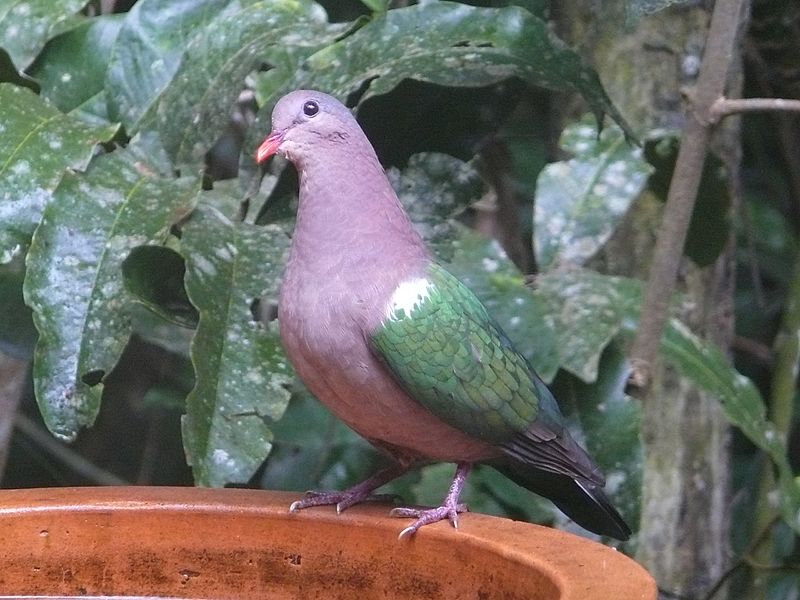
xmin=391 ymin=462 xmax=472 ymax=539
xmin=289 ymin=462 xmax=409 ymax=514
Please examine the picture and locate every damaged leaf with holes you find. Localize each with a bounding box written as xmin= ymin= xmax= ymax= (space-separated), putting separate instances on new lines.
xmin=261 ymin=2 xmax=632 ymax=138
xmin=23 ymin=150 xmax=199 ymax=440
xmin=180 ymin=203 xmax=293 ymax=487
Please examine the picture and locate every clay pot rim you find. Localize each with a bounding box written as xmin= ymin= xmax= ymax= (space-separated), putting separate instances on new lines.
xmin=0 ymin=487 xmax=655 ymax=599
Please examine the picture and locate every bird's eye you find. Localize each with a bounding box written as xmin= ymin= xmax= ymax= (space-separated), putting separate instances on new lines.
xmin=303 ymin=100 xmax=320 ymax=117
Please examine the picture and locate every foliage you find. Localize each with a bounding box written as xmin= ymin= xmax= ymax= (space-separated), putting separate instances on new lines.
xmin=0 ymin=2 xmax=797 ymax=579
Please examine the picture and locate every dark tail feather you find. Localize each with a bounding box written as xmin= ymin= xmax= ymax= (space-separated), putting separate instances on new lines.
xmin=489 ymin=460 xmax=632 ymax=541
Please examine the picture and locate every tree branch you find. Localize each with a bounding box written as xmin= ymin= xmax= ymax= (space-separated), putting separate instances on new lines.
xmin=710 ymin=97 xmax=800 ymax=122
xmin=629 ymin=0 xmax=747 ymax=388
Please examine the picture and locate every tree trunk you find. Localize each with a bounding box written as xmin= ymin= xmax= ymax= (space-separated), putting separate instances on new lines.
xmin=555 ymin=2 xmax=744 ymax=596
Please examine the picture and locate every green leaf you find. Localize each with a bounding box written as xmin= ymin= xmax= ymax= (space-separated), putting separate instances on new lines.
xmin=661 ymin=318 xmax=800 ymax=534
xmin=534 ymin=117 xmax=651 ymax=269
xmin=389 ymin=152 xmax=485 ymax=259
xmin=156 ymin=0 xmax=345 ymax=166
xmin=23 ymin=150 xmax=199 ymax=440
xmin=0 ymin=83 xmax=119 ymax=263
xmin=358 ymin=0 xmax=389 ymax=12
xmin=0 ymin=0 xmax=87 ymax=70
xmin=285 ymin=2 xmax=633 ymax=137
xmin=105 ymin=0 xmax=236 ymax=130
xmin=533 ymin=269 xmax=642 ymax=382
xmin=28 ymin=14 xmax=124 ymax=114
xmin=180 ymin=203 xmax=293 ymax=487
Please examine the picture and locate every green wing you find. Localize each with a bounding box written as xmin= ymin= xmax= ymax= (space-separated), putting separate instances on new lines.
xmin=370 ymin=263 xmax=555 ymax=444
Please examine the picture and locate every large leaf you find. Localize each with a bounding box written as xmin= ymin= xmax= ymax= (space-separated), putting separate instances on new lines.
xmin=0 ymin=84 xmax=118 ymax=263
xmin=533 ymin=269 xmax=642 ymax=382
xmin=105 ymin=0 xmax=237 ymax=130
xmin=533 ymin=267 xmax=800 ymax=532
xmin=180 ymin=203 xmax=292 ymax=487
xmin=0 ymin=0 xmax=86 ymax=70
xmin=534 ymin=117 xmax=651 ymax=269
xmin=389 ymin=152 xmax=485 ymax=259
xmin=257 ymin=2 xmax=632 ymax=137
xmin=156 ymin=0 xmax=345 ymax=166
xmin=23 ymin=150 xmax=198 ymax=440
xmin=28 ymin=14 xmax=124 ymax=115
xmin=661 ymin=318 xmax=800 ymax=534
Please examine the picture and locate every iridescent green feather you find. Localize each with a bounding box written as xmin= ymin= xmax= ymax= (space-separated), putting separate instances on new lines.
xmin=371 ymin=263 xmax=545 ymax=444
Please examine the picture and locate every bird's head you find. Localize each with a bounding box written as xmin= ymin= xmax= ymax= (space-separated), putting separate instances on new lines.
xmin=255 ymin=90 xmax=357 ymax=165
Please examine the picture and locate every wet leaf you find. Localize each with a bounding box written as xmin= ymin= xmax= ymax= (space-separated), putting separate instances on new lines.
xmin=180 ymin=203 xmax=292 ymax=487
xmin=157 ymin=0 xmax=345 ymax=166
xmin=28 ymin=14 xmax=124 ymax=114
xmin=105 ymin=0 xmax=236 ymax=130
xmin=389 ymin=152 xmax=484 ymax=260
xmin=535 ymin=117 xmax=651 ymax=269
xmin=0 ymin=83 xmax=119 ymax=263
xmin=287 ymin=2 xmax=633 ymax=137
xmin=359 ymin=0 xmax=389 ymax=12
xmin=23 ymin=150 xmax=199 ymax=440
xmin=662 ymin=318 xmax=800 ymax=534
xmin=0 ymin=0 xmax=86 ymax=70
xmin=533 ymin=269 xmax=642 ymax=382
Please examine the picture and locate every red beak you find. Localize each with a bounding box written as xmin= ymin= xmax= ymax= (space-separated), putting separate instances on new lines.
xmin=256 ymin=130 xmax=284 ymax=164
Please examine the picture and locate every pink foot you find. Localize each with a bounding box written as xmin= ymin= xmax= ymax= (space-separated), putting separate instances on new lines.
xmin=289 ymin=490 xmax=400 ymax=513
xmin=390 ymin=462 xmax=473 ymax=539
xmin=391 ymin=502 xmax=469 ymax=538
xmin=288 ymin=464 xmax=407 ymax=514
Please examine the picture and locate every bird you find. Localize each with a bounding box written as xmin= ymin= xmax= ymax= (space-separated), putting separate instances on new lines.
xmin=255 ymin=90 xmax=631 ymax=541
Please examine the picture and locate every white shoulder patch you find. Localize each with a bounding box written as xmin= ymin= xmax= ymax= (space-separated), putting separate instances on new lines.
xmin=385 ymin=277 xmax=433 ymax=320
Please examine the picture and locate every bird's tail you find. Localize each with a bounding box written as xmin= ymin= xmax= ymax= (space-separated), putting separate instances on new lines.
xmin=487 ymin=459 xmax=632 ymax=541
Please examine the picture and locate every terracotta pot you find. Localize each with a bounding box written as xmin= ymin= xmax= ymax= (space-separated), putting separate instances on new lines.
xmin=0 ymin=487 xmax=655 ymax=599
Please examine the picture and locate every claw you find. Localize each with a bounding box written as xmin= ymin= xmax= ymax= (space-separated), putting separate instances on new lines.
xmin=286 ymin=464 xmax=409 ymax=515
xmin=392 ymin=463 xmax=472 ymax=539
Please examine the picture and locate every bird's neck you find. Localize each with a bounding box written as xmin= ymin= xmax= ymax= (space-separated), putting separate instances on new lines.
xmin=289 ymin=145 xmax=429 ymax=278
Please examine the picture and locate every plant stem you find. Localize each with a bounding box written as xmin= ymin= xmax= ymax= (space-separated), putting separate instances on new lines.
xmin=629 ymin=0 xmax=748 ymax=388
xmin=710 ymin=97 xmax=800 ymax=121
